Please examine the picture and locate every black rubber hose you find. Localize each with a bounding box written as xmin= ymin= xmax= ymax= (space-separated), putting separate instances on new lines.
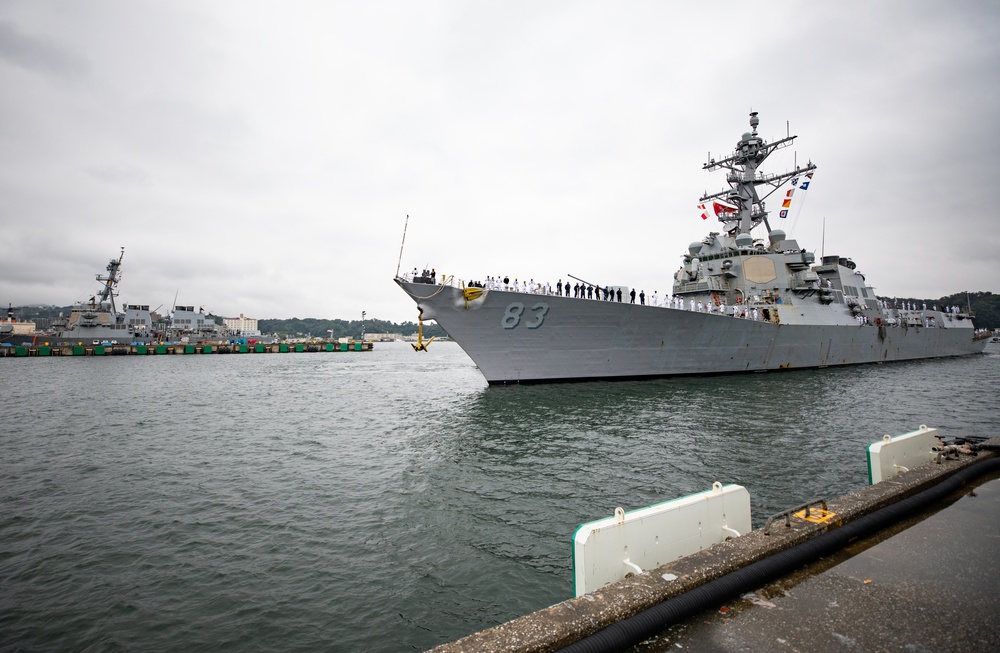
xmin=560 ymin=456 xmax=1000 ymax=653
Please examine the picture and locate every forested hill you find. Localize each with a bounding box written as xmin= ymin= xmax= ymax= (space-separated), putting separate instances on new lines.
xmin=256 ymin=317 xmax=447 ymax=340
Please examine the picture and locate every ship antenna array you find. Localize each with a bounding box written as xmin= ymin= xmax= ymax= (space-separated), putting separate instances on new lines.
xmin=395 ymin=214 xmax=409 ymax=278
xmin=821 ymin=217 xmax=826 ymax=258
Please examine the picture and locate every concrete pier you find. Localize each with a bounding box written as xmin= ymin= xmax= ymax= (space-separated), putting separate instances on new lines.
xmin=429 ymin=436 xmax=1000 ymax=653
xmin=637 ymin=475 xmax=1000 ymax=651
xmin=0 ymin=341 xmax=373 ymax=357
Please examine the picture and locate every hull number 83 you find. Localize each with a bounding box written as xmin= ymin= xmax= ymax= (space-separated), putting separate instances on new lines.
xmin=502 ymin=302 xmax=549 ymax=329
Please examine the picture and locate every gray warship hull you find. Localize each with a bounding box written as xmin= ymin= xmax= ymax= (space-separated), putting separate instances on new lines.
xmin=395 ymin=280 xmax=986 ymax=384
xmin=1 ymin=328 xmax=137 ymax=347
xmin=394 ymin=113 xmax=988 ymax=384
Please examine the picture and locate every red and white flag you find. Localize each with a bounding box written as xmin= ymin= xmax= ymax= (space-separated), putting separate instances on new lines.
xmin=698 ymin=200 xmax=738 ymax=220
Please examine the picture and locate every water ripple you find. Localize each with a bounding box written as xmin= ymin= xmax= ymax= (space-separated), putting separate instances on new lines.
xmin=1 ymin=343 xmax=997 ymax=651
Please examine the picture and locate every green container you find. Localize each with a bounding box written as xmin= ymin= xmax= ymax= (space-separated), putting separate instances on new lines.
xmin=156 ymin=345 xmax=167 ymax=354
xmin=14 ymin=346 xmax=27 ymax=357
xmin=136 ymin=345 xmax=147 ymax=355
xmin=203 ymin=345 xmax=213 ymax=354
xmin=73 ymin=345 xmax=85 ymax=356
xmin=38 ymin=346 xmax=51 ymax=356
xmin=340 ymin=343 xmax=348 ymax=351
xmin=325 ymin=343 xmax=334 ymax=352
xmin=239 ymin=344 xmax=248 ymax=353
xmin=94 ymin=345 xmax=106 ymax=356
xmin=355 ymin=342 xmax=362 ymax=351
xmin=295 ymin=343 xmax=304 ymax=352
xmin=279 ymin=343 xmax=289 ymax=353
xmin=255 ymin=344 xmax=265 ymax=353
xmin=184 ymin=345 xmax=195 ymax=354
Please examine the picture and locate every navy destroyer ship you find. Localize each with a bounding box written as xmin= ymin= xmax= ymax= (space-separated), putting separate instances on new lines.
xmin=2 ymin=248 xmax=140 ymax=346
xmin=3 ymin=249 xmax=269 ymax=347
xmin=395 ymin=113 xmax=987 ymax=384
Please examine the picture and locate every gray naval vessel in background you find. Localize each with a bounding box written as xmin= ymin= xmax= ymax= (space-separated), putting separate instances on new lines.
xmin=6 ymin=247 xmax=142 ymax=346
xmin=395 ymin=112 xmax=988 ymax=384
xmin=3 ymin=248 xmax=234 ymax=346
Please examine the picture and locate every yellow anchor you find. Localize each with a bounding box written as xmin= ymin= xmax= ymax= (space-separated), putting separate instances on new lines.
xmin=411 ymin=309 xmax=435 ymax=352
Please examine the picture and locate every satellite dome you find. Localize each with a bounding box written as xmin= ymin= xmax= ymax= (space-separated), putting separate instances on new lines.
xmin=735 ymin=233 xmax=753 ymax=248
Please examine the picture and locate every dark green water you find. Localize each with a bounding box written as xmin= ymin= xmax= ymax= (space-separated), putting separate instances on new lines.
xmin=2 ymin=342 xmax=998 ymax=651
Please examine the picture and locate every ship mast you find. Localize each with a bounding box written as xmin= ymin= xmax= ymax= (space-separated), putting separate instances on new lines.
xmin=96 ymin=247 xmax=125 ymax=313
xmin=700 ymin=112 xmax=816 ymax=236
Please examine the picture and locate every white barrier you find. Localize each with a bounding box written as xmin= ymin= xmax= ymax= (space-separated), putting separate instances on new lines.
xmin=572 ymin=482 xmax=751 ymax=597
xmin=867 ymin=424 xmax=941 ymax=484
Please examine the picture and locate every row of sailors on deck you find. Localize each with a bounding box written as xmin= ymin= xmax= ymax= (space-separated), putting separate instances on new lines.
xmin=462 ymin=275 xmax=776 ymax=320
xmin=891 ymin=300 xmax=963 ymax=314
xmin=428 ymin=272 xmax=966 ymax=318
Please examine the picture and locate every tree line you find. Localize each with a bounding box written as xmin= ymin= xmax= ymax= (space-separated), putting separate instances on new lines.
xmin=256 ymin=317 xmax=446 ymax=340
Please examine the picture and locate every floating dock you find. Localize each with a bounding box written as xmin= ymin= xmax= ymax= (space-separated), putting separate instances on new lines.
xmin=0 ymin=341 xmax=373 ymax=357
xmin=429 ymin=431 xmax=1000 ymax=652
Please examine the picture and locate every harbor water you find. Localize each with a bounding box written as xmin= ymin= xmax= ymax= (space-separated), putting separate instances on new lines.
xmin=2 ymin=342 xmax=998 ymax=651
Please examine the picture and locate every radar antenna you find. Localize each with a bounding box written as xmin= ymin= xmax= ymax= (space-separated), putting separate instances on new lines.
xmin=700 ymin=113 xmax=817 ymax=236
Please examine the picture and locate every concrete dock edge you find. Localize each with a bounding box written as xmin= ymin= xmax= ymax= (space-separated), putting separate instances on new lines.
xmin=430 ymin=436 xmax=1000 ymax=653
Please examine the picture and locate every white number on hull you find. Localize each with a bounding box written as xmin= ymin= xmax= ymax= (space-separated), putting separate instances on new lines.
xmin=502 ymin=302 xmax=549 ymax=329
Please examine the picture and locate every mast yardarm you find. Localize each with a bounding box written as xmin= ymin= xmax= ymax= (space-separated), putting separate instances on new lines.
xmin=700 ymin=112 xmax=816 ymax=236
xmin=95 ymin=246 xmax=125 ymax=313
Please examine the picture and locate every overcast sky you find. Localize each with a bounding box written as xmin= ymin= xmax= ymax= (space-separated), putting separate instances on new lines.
xmin=2 ymin=1 xmax=998 ymax=323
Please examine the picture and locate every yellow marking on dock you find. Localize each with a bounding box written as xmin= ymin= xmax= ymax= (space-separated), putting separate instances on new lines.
xmin=793 ymin=508 xmax=838 ymax=524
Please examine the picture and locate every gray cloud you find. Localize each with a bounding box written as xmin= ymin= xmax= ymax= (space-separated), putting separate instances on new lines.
xmin=0 ymin=19 xmax=87 ymax=79
xmin=0 ymin=1 xmax=998 ymax=323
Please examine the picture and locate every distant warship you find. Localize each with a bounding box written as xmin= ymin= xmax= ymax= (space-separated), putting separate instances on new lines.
xmin=2 ymin=248 xmax=140 ymax=346
xmin=2 ymin=248 xmax=241 ymax=346
xmin=395 ymin=113 xmax=987 ymax=384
